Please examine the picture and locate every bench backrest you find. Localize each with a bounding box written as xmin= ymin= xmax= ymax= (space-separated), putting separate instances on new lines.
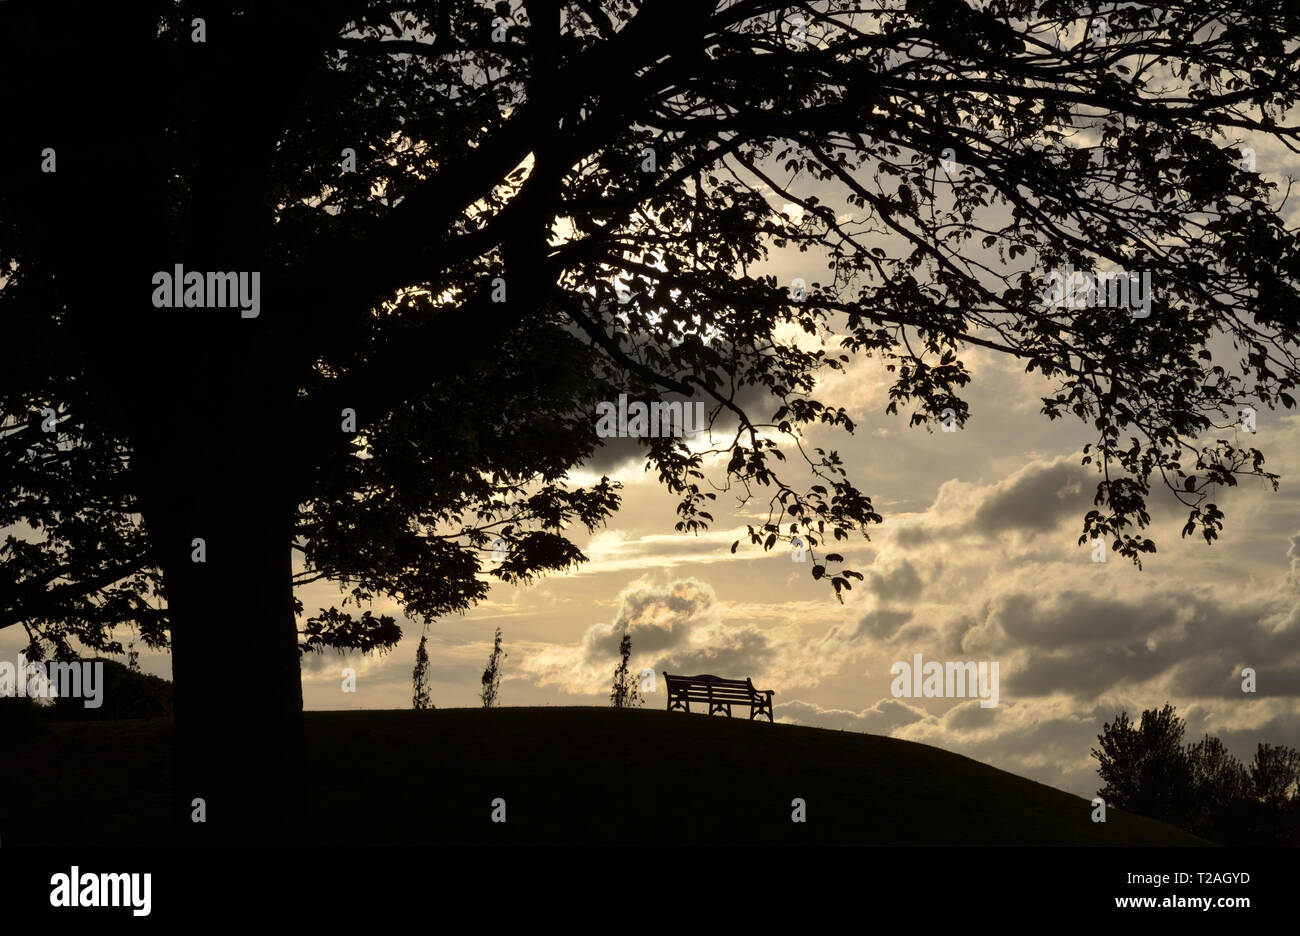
xmin=663 ymin=672 xmax=761 ymax=700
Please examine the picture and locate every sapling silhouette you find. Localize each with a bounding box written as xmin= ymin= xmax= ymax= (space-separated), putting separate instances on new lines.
xmin=610 ymin=627 xmax=643 ymax=709
xmin=480 ymin=628 xmax=506 ymax=709
xmin=412 ymin=632 xmax=432 ymax=711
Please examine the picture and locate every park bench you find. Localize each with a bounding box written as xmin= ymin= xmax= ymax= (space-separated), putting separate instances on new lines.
xmin=662 ymin=672 xmax=774 ymax=722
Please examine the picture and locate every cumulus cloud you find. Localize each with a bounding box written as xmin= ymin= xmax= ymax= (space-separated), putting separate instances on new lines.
xmin=517 ymin=576 xmax=857 ymax=696
xmin=864 ymin=559 xmax=923 ymax=601
xmin=851 ymin=607 xmax=914 ymax=641
xmin=945 ymin=583 xmax=1300 ymax=700
xmin=779 ymin=697 xmax=926 ymax=734
xmin=882 ymin=456 xmax=1101 ymax=555
xmin=967 ymin=458 xmax=1093 ymax=536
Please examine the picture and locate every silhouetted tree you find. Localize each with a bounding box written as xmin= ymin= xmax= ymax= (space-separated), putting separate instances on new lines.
xmin=1248 ymin=743 xmax=1300 ymax=810
xmin=480 ymin=628 xmax=506 ymax=709
xmin=1091 ymin=704 xmax=1192 ymax=826
xmin=4 ymin=1 xmax=1300 ymax=842
xmin=610 ymin=627 xmax=643 ymax=709
xmin=1185 ymin=733 xmax=1249 ymax=841
xmin=412 ymin=632 xmax=432 ymax=710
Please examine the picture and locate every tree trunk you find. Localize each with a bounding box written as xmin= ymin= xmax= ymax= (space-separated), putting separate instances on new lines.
xmin=136 ymin=397 xmax=306 ymax=845
xmin=143 ymin=484 xmax=303 ymax=844
xmin=19 ymin=0 xmax=314 ymax=846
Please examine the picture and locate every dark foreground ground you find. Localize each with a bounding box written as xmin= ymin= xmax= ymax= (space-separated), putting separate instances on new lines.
xmin=3 ymin=706 xmax=1207 ymax=845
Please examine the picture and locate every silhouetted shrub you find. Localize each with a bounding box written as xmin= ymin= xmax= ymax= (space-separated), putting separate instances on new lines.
xmin=51 ymin=658 xmax=172 ymax=722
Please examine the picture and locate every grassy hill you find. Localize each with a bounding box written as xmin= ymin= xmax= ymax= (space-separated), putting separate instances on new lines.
xmin=2 ymin=706 xmax=1209 ymax=845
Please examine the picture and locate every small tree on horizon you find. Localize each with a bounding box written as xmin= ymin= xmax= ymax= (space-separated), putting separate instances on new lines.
xmin=610 ymin=627 xmax=643 ymax=709
xmin=1248 ymin=743 xmax=1300 ymax=811
xmin=1091 ymin=704 xmax=1193 ymax=826
xmin=1184 ymin=733 xmax=1250 ymax=840
xmin=480 ymin=627 xmax=506 ymax=709
xmin=412 ymin=631 xmax=432 ymax=711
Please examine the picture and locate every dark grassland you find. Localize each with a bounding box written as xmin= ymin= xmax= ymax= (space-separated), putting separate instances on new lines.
xmin=2 ymin=707 xmax=1208 ymax=845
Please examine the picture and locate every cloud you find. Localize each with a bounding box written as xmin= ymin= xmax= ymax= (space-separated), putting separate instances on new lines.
xmin=984 ymin=586 xmax=1299 ymax=700
xmin=967 ymin=457 xmax=1092 ymax=536
xmin=517 ymin=576 xmax=857 ymax=696
xmin=779 ymin=697 xmax=926 ymax=734
xmin=583 ymin=578 xmax=714 ymax=660
xmin=852 ymin=607 xmax=913 ymax=641
xmin=658 ymin=625 xmax=776 ymax=677
xmin=864 ymin=559 xmax=923 ymax=601
xmin=882 ymin=456 xmax=1099 ymax=552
